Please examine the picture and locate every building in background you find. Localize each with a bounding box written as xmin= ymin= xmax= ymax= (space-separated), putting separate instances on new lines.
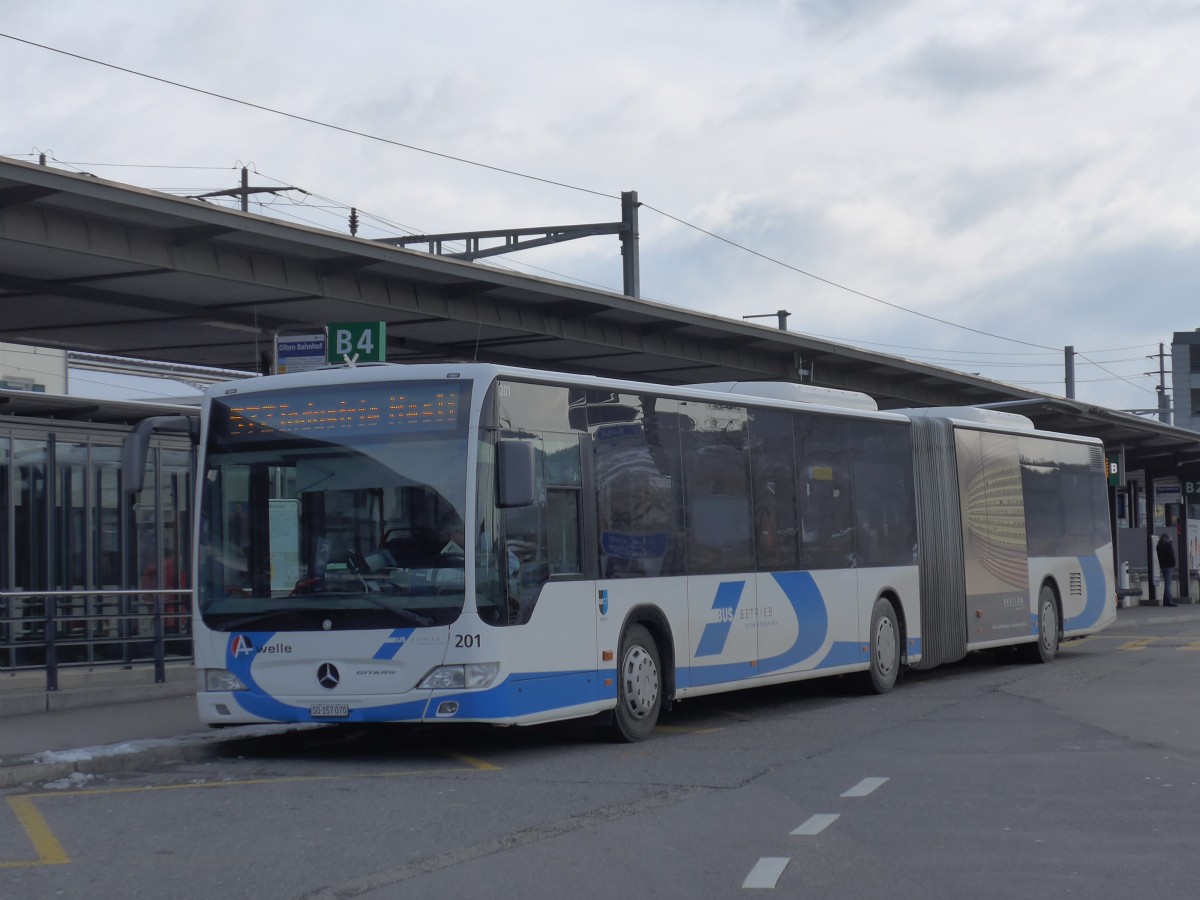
xmin=1 ymin=343 xmax=248 ymax=403
xmin=1171 ymin=330 xmax=1200 ymax=434
xmin=0 ymin=342 xmax=66 ymax=393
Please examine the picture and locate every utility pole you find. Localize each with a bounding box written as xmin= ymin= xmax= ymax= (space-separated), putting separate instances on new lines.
xmin=382 ymin=190 xmax=643 ymax=298
xmin=619 ymin=191 xmax=640 ymax=299
xmin=743 ymin=311 xmax=791 ymax=330
xmin=189 ymin=167 xmax=294 ymax=211
xmin=1155 ymin=342 xmax=1171 ymax=425
xmin=1064 ymin=345 xmax=1075 ymax=399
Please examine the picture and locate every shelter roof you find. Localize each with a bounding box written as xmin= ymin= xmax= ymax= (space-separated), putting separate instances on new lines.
xmin=0 ymin=156 xmax=1043 ymax=409
xmin=987 ymin=398 xmax=1200 ymax=474
xmin=0 ymin=387 xmax=195 ymax=428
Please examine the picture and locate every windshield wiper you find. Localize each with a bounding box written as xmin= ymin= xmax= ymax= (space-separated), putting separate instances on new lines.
xmin=355 ymin=594 xmax=434 ymax=626
xmin=211 ymin=609 xmax=304 ymax=631
xmin=213 ymin=598 xmax=433 ymax=630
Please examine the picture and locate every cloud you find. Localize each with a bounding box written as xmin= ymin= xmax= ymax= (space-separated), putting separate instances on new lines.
xmin=783 ymin=0 xmax=910 ymax=38
xmin=894 ymin=34 xmax=1053 ymax=99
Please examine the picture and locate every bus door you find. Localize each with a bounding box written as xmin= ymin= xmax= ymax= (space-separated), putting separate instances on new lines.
xmin=591 ymin=464 xmax=687 ymax=699
xmin=686 ymin=571 xmax=758 ymax=691
xmin=489 ymin=428 xmax=604 ymax=708
xmin=954 ymin=430 xmax=1031 ymax=645
xmin=755 ymin=416 xmax=862 ymax=677
xmin=684 ymin=493 xmax=759 ymax=690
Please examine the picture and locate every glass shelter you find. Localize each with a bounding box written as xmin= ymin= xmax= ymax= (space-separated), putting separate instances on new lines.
xmin=0 ymin=393 xmax=194 ymax=673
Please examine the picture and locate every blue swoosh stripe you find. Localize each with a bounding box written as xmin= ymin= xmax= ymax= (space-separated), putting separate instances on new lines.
xmin=694 ymin=581 xmax=745 ymax=657
xmin=1065 ymin=555 xmax=1107 ymax=630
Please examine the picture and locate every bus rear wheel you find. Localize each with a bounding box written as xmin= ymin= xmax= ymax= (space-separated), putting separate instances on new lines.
xmin=1027 ymin=585 xmax=1059 ymax=664
xmin=611 ymin=623 xmax=662 ymax=742
xmin=864 ymin=597 xmax=900 ymax=694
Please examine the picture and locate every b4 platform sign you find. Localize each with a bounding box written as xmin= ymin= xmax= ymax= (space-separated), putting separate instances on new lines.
xmin=328 ymin=322 xmax=387 ymax=364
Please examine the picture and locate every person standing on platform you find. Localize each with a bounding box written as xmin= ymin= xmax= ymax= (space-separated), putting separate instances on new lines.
xmin=1156 ymin=532 xmax=1178 ymax=607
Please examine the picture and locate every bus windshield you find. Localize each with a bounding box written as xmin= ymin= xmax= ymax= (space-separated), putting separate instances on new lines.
xmin=197 ymin=381 xmax=471 ymax=631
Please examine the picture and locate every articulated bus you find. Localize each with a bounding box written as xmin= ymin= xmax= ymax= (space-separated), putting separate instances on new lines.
xmin=187 ymin=363 xmax=1115 ymax=740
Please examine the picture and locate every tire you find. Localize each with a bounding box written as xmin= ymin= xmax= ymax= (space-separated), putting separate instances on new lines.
xmin=611 ymin=623 xmax=662 ymax=742
xmin=864 ymin=597 xmax=900 ymax=694
xmin=1027 ymin=584 xmax=1059 ymax=664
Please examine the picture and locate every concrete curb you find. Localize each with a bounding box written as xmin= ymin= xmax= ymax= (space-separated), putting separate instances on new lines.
xmin=0 ymin=733 xmax=220 ymax=790
xmin=0 ymin=722 xmax=318 ymax=790
xmin=0 ymin=681 xmax=196 ymax=718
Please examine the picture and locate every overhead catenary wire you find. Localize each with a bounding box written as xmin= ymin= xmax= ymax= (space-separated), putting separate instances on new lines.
xmin=0 ymin=31 xmax=1170 ymax=395
xmin=808 ymin=335 xmax=1160 ymax=357
xmin=640 ymin=202 xmax=1062 ymax=353
xmin=882 ymin=354 xmax=1155 ymax=369
xmin=1013 ymin=376 xmax=1154 ymax=387
xmin=0 ymin=32 xmax=616 ymax=202
xmin=22 ymin=148 xmax=1172 ymax=396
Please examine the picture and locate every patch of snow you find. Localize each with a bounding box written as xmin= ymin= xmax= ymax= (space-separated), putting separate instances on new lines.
xmin=43 ymin=771 xmax=96 ymax=790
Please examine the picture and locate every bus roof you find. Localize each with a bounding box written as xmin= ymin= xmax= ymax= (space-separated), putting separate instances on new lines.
xmin=899 ymin=406 xmax=1037 ymax=430
xmin=208 ymin=363 xmax=900 ymax=420
xmin=688 ymin=381 xmax=878 ymax=411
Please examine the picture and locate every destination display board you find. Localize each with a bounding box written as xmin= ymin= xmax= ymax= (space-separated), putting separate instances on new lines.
xmin=211 ymin=382 xmax=467 ymax=446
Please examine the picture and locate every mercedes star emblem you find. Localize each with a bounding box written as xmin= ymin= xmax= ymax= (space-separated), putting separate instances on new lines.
xmin=317 ymin=662 xmax=340 ymax=690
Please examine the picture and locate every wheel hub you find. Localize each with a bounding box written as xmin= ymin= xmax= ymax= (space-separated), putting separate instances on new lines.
xmin=622 ymin=646 xmax=659 ymax=719
xmin=875 ymin=617 xmax=897 ymax=675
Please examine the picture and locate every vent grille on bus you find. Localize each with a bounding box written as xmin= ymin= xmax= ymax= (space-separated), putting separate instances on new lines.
xmin=1070 ymin=572 xmax=1083 ymax=596
xmin=910 ymin=417 xmax=968 ymax=669
xmin=1089 ymin=446 xmax=1104 ymax=471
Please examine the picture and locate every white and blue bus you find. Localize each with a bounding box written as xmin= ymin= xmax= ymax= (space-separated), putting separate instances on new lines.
xmin=188 ymin=363 xmax=1115 ymax=740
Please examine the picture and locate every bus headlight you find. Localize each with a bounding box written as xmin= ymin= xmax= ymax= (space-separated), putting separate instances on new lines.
xmin=418 ymin=662 xmax=499 ymax=690
xmin=203 ymin=669 xmax=248 ymax=692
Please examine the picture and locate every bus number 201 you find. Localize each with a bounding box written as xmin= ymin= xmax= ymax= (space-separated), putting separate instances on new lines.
xmin=455 ymin=633 xmax=482 ymax=648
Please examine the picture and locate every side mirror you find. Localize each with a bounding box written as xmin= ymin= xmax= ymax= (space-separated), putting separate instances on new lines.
xmin=497 ymin=440 xmax=536 ymax=508
xmin=121 ymin=415 xmax=198 ymax=495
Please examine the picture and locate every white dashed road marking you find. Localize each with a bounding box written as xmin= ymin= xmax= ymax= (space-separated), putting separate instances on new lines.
xmin=743 ymin=857 xmax=790 ymax=889
xmin=790 ymin=813 xmax=840 ymax=836
xmin=742 ymin=777 xmax=889 ymax=889
xmin=841 ymin=776 xmax=888 ymax=798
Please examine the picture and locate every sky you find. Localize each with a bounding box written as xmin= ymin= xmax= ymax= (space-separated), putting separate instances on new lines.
xmin=2 ymin=0 xmax=1198 ymax=413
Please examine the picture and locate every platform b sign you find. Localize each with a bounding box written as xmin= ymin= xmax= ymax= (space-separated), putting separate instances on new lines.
xmin=328 ymin=322 xmax=386 ymax=364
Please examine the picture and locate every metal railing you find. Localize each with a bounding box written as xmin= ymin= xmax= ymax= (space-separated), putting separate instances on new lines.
xmin=0 ymin=588 xmax=193 ymax=691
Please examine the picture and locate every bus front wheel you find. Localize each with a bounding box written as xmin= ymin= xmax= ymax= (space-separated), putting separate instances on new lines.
xmin=865 ymin=597 xmax=900 ymax=694
xmin=612 ymin=624 xmax=662 ymax=742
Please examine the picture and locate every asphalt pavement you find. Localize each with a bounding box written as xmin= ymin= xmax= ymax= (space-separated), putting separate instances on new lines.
xmin=2 ymin=602 xmax=1198 ymax=790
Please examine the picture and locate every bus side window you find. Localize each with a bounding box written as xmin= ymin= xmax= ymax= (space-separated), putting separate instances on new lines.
xmin=681 ymin=402 xmax=753 ymax=575
xmin=547 ymin=488 xmax=581 ymax=575
xmin=796 ymin=414 xmax=855 ymax=570
xmin=591 ymin=393 xmax=682 ymax=579
xmin=543 ymin=431 xmax=583 ymax=577
xmin=749 ymin=408 xmax=800 ymax=572
xmin=848 ymin=420 xmax=917 ymax=567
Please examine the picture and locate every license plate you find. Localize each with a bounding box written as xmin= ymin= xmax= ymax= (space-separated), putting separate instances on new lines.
xmin=309 ymin=704 xmax=350 ymax=718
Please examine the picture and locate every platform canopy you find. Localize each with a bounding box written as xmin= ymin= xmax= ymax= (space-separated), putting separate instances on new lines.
xmin=987 ymin=398 xmax=1200 ymax=471
xmin=1 ymin=155 xmax=1052 ymax=410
